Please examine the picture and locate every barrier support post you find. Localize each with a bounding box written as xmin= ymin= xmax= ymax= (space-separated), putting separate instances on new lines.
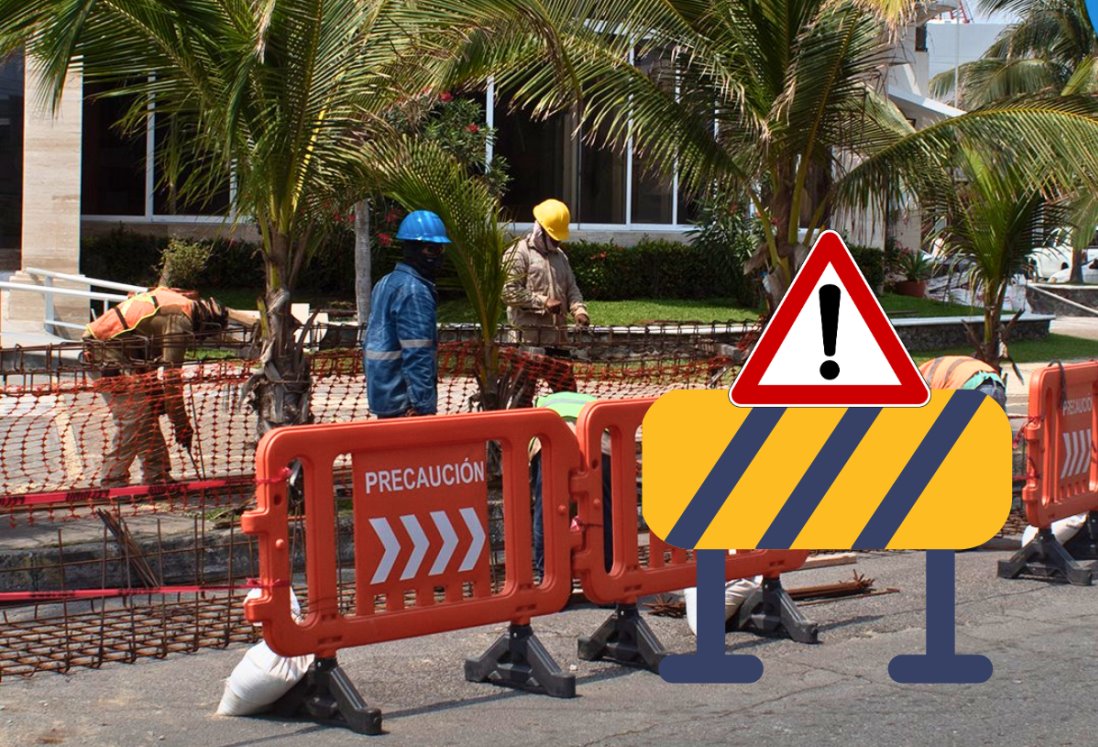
xmin=731 ymin=576 xmax=819 ymax=644
xmin=997 ymin=529 xmax=1094 ymax=586
xmin=658 ymin=550 xmax=764 ymax=684
xmin=272 ymin=656 xmax=383 ymax=735
xmin=890 ymin=550 xmax=992 ymax=684
xmin=577 ymin=603 xmax=666 ymax=673
xmin=464 ymin=623 xmax=576 ymax=698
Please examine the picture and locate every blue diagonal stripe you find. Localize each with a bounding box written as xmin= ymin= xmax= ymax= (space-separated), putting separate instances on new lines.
xmin=854 ymin=391 xmax=985 ymax=549
xmin=758 ymin=408 xmax=882 ymax=548
xmin=664 ymin=407 xmax=786 ymax=548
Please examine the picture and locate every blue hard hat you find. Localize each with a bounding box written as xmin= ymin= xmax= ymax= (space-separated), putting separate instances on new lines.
xmin=395 ymin=210 xmax=451 ymax=244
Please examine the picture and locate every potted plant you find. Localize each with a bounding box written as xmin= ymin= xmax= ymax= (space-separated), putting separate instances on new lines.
xmin=894 ymin=250 xmax=931 ymax=297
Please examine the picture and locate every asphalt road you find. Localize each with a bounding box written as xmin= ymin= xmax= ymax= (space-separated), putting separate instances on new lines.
xmin=2 ymin=548 xmax=1095 ymax=747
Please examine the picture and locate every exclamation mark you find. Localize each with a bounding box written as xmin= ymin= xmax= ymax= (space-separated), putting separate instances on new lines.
xmin=819 ymin=284 xmax=841 ymax=380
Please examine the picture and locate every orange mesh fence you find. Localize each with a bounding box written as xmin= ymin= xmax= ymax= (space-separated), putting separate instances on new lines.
xmin=0 ymin=322 xmax=754 ymax=524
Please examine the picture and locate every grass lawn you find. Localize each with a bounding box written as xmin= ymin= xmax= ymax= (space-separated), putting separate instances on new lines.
xmin=913 ymin=334 xmax=1098 ymax=365
xmin=204 ymin=288 xmax=1092 ymax=363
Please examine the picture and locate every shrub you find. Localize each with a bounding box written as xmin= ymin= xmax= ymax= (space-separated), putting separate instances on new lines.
xmin=565 ymin=237 xmax=758 ymax=303
xmin=847 ymin=244 xmax=885 ymax=294
xmin=157 ymin=237 xmax=213 ymax=287
xmin=81 ymin=226 xmax=166 ymax=286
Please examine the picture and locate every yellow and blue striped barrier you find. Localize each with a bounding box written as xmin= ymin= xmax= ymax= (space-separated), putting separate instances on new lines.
xmin=643 ymin=389 xmax=1012 ymax=551
xmin=643 ymin=388 xmax=1013 ymax=685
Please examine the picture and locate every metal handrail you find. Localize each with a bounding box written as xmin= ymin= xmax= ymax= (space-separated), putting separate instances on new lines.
xmin=0 ymin=281 xmax=129 ymax=336
xmin=24 ymin=267 xmax=147 ymax=294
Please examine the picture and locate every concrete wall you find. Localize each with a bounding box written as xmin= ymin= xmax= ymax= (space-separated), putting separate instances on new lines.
xmin=3 ymin=65 xmax=85 ymax=337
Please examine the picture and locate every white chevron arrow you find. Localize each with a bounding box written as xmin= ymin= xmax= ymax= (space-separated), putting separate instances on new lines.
xmin=369 ymin=517 xmax=400 ymax=584
xmin=1063 ymin=430 xmax=1092 ymax=478
xmin=429 ymin=511 xmax=458 ymax=576
xmin=459 ymin=507 xmax=485 ymax=572
xmin=400 ymin=515 xmax=429 ymax=580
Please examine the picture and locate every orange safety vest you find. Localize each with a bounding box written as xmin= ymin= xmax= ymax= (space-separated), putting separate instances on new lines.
xmin=918 ymin=356 xmax=998 ymax=391
xmin=84 ymin=287 xmax=196 ymax=341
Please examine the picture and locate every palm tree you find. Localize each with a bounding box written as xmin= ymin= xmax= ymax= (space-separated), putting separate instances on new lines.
xmin=931 ymin=0 xmax=1098 ymax=108
xmin=478 ymin=0 xmax=1098 ymax=313
xmin=836 ymin=95 xmax=1098 ymax=365
xmin=0 ymin=0 xmax=566 ymax=431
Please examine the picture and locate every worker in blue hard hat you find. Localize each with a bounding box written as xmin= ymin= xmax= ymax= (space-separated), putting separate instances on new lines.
xmin=365 ymin=210 xmax=450 ymax=418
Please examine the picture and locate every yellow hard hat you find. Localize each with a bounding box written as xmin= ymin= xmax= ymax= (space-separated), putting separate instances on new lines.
xmin=532 ymin=199 xmax=571 ymax=242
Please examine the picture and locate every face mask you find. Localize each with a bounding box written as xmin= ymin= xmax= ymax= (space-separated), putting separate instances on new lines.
xmin=406 ymin=247 xmax=445 ymax=279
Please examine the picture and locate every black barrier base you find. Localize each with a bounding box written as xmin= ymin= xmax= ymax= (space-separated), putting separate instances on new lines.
xmin=272 ymin=656 xmax=383 ymax=735
xmin=464 ymin=623 xmax=576 ymax=698
xmin=577 ymin=603 xmax=666 ymax=673
xmin=731 ymin=577 xmax=819 ymax=644
xmin=997 ymin=528 xmax=1094 ymax=586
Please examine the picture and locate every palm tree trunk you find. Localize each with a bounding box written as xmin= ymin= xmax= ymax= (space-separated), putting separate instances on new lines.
xmin=354 ymin=200 xmax=373 ymax=324
xmin=248 ymin=228 xmax=313 ymax=437
xmin=1070 ymin=246 xmax=1085 ymax=284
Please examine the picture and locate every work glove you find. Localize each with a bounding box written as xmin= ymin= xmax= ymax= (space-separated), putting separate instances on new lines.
xmin=575 ymin=312 xmax=590 ymax=328
xmin=545 ymin=298 xmax=563 ymax=316
xmin=175 ymin=423 xmax=194 ymax=451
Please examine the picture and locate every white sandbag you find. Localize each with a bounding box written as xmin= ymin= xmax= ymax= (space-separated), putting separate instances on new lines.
xmin=1021 ymin=513 xmax=1087 ymax=548
xmin=217 ymin=641 xmax=314 ymax=717
xmin=242 ymin=587 xmax=302 ymax=626
xmin=683 ymin=576 xmax=762 ymax=636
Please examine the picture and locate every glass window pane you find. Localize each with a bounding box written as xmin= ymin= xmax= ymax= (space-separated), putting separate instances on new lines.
xmin=153 ymin=114 xmax=230 ymax=216
xmin=493 ymin=95 xmax=572 ymax=223
xmin=576 ymin=130 xmax=625 ymax=224
xmin=81 ymin=84 xmax=146 ymax=216
xmin=630 ymin=46 xmax=676 ymax=224
xmin=0 ymin=51 xmax=24 ymax=250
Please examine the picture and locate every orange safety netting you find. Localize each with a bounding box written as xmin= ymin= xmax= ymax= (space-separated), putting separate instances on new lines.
xmin=0 ymin=334 xmax=746 ymax=522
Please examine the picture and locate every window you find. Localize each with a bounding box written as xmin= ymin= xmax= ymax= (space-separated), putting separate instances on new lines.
xmin=492 ymin=51 xmax=684 ymax=229
xmin=81 ymin=84 xmax=146 ymax=216
xmin=0 ymin=51 xmax=24 ymax=249
xmin=152 ymin=114 xmax=230 ymax=216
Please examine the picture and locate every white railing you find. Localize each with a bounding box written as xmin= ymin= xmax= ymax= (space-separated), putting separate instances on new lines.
xmin=0 ymin=275 xmax=137 ymax=335
xmin=20 ymin=268 xmax=146 ymax=335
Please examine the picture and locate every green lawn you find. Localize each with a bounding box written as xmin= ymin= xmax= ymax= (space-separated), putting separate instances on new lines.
xmin=204 ymin=287 xmax=1094 ymax=363
xmin=913 ymin=334 xmax=1098 ymax=365
xmin=207 ymin=288 xmax=981 ymax=323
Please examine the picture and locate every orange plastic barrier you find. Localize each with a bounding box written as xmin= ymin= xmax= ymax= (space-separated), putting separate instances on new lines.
xmin=242 ymin=409 xmax=582 ymax=731
xmin=1000 ymin=361 xmax=1098 ymax=585
xmin=571 ymin=398 xmax=814 ymax=671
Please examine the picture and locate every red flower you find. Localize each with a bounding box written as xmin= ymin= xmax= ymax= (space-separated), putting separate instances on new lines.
xmin=466 ymin=123 xmax=479 ymax=134
xmin=385 ymin=209 xmax=402 ymax=224
xmin=377 ymin=232 xmax=392 ymax=247
xmin=439 ymin=91 xmax=453 ymax=103
xmin=597 ymin=251 xmax=608 ymax=260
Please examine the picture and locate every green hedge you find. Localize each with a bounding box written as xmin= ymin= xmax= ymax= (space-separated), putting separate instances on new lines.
xmin=848 ymin=244 xmax=884 ymax=294
xmin=565 ymin=238 xmax=757 ymax=304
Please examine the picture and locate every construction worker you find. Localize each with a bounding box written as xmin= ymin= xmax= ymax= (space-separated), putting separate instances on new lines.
xmin=82 ymin=287 xmax=233 ymax=487
xmin=503 ymin=199 xmax=589 ymax=406
xmin=918 ymin=355 xmax=1007 ymax=409
xmin=365 ymin=210 xmax=450 ymax=418
xmin=529 ymin=391 xmax=613 ymax=582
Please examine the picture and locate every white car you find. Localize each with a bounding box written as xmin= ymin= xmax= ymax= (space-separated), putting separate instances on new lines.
xmin=1048 ymin=262 xmax=1098 ymax=284
xmin=1031 ymin=246 xmax=1098 ymax=281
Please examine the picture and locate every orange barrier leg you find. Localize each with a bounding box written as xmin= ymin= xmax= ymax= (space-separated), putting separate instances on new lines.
xmin=997 ymin=528 xmax=1094 ymax=586
xmin=464 ymin=624 xmax=576 ymax=698
xmin=730 ymin=576 xmax=819 ymax=644
xmin=272 ymin=657 xmax=383 ymax=735
xmin=577 ymin=603 xmax=666 ymax=673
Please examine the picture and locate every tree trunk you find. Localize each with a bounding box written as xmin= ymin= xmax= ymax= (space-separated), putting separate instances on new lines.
xmin=246 ymin=230 xmax=313 ymax=439
xmin=354 ymin=199 xmax=373 ymax=324
xmin=1070 ymin=245 xmax=1085 ymax=284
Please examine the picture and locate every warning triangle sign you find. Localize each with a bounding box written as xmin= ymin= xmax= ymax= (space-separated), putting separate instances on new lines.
xmin=730 ymin=231 xmax=930 ymax=407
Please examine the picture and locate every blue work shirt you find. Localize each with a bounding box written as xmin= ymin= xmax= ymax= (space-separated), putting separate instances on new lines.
xmin=365 ymin=263 xmax=438 ymax=416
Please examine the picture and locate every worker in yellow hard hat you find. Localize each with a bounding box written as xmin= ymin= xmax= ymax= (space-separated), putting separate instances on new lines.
xmin=502 ymin=199 xmax=590 ymax=406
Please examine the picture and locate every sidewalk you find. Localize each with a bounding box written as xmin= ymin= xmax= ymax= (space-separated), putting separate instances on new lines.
xmin=1 ymin=549 xmax=1096 ymax=746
